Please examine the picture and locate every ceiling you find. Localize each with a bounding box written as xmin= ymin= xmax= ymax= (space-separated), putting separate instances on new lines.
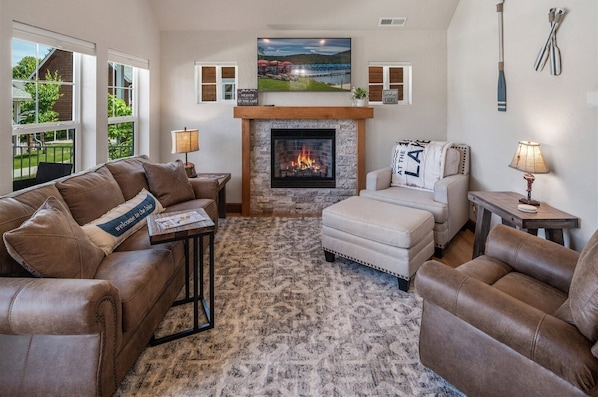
xmin=148 ymin=0 xmax=460 ymax=32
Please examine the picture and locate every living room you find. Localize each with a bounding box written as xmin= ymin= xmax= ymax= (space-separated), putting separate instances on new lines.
xmin=0 ymin=0 xmax=597 ymax=396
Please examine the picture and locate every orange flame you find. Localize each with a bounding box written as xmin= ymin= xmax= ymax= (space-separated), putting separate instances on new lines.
xmin=297 ymin=145 xmax=313 ymax=169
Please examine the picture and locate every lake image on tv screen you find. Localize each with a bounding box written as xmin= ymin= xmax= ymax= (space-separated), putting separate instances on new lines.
xmin=257 ymin=38 xmax=351 ymax=92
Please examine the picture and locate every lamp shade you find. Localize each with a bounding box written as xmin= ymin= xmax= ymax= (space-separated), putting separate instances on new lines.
xmin=171 ymin=128 xmax=199 ymax=154
xmin=509 ymin=141 xmax=549 ymax=174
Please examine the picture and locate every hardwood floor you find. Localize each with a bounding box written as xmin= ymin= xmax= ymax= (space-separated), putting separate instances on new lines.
xmin=432 ymin=228 xmax=475 ymax=268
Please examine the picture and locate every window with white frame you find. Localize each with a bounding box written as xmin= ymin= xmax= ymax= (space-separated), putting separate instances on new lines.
xmin=195 ymin=62 xmax=238 ymax=103
xmin=108 ymin=51 xmax=149 ymax=160
xmin=108 ymin=60 xmax=136 ymax=160
xmin=367 ymin=62 xmax=412 ymax=105
xmin=11 ymin=22 xmax=94 ymax=183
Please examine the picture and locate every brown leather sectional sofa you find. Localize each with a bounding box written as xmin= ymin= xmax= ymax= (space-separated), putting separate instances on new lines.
xmin=417 ymin=224 xmax=598 ymax=396
xmin=0 ymin=155 xmax=218 ymax=396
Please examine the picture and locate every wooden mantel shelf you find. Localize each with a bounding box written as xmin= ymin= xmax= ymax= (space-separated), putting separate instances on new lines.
xmin=233 ymin=106 xmax=374 ymax=120
xmin=234 ymin=106 xmax=374 ymax=216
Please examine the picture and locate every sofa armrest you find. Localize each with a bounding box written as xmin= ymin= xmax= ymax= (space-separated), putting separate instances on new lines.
xmin=365 ymin=167 xmax=392 ymax=191
xmin=0 ymin=278 xmax=121 ymax=341
xmin=417 ymin=260 xmax=598 ymax=393
xmin=188 ymin=178 xmax=218 ymax=201
xmin=433 ymin=173 xmax=468 ymax=204
xmin=486 ymin=224 xmax=579 ymax=293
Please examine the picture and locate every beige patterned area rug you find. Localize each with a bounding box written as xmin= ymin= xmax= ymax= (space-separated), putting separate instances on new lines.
xmin=116 ymin=217 xmax=463 ymax=397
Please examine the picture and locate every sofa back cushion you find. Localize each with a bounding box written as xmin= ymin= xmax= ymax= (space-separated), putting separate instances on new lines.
xmin=560 ymin=229 xmax=598 ymax=342
xmin=143 ymin=160 xmax=195 ymax=207
xmin=3 ymin=196 xmax=105 ymax=278
xmin=0 ymin=185 xmax=68 ymax=277
xmin=57 ymin=166 xmax=125 ymax=225
xmin=106 ymin=155 xmax=152 ymax=201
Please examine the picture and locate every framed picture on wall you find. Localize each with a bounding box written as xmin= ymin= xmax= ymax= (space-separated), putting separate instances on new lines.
xmin=257 ymin=38 xmax=351 ymax=92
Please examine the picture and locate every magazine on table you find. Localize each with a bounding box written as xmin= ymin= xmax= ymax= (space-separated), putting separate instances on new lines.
xmin=155 ymin=211 xmax=205 ymax=229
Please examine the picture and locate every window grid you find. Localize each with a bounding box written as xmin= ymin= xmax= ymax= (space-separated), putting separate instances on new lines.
xmin=108 ymin=61 xmax=138 ymax=160
xmin=195 ymin=63 xmax=238 ymax=103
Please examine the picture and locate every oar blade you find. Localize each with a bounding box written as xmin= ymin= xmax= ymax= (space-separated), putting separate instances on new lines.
xmin=498 ymin=67 xmax=507 ymax=112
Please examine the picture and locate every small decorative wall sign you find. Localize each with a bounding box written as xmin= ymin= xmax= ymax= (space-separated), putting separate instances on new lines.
xmin=382 ymin=89 xmax=399 ymax=104
xmin=237 ymin=89 xmax=258 ymax=106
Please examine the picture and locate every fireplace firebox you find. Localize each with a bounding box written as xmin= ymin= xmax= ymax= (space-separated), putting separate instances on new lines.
xmin=271 ymin=128 xmax=336 ymax=188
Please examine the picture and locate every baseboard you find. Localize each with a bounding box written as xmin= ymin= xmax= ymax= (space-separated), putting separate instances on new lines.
xmin=226 ymin=203 xmax=242 ymax=215
xmin=465 ymin=219 xmax=476 ymax=233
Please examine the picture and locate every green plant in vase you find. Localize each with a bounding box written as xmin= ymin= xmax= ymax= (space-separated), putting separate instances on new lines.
xmin=351 ymin=87 xmax=368 ymax=106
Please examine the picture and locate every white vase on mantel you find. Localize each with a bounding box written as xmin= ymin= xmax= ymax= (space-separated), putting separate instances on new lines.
xmin=354 ymin=98 xmax=367 ymax=107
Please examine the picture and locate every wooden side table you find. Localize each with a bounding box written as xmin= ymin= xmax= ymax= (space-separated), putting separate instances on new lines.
xmin=147 ymin=208 xmax=216 ymax=345
xmin=195 ymin=173 xmax=231 ymax=218
xmin=468 ymin=191 xmax=580 ymax=259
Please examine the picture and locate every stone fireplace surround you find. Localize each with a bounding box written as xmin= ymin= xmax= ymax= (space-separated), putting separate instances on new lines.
xmin=233 ymin=107 xmax=374 ymax=216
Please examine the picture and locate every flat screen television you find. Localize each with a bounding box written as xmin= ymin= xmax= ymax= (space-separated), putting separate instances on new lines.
xmin=257 ymin=38 xmax=351 ymax=92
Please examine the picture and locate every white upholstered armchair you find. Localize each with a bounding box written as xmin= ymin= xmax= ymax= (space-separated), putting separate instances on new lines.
xmin=360 ymin=143 xmax=470 ymax=257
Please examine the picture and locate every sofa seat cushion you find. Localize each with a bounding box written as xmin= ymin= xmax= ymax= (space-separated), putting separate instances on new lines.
xmin=493 ymin=272 xmax=567 ymax=314
xmin=94 ymin=249 xmax=176 ymax=333
xmin=143 ymin=160 xmax=195 ymax=207
xmin=457 ymin=255 xmax=512 ymax=284
xmin=458 ymin=256 xmax=567 ymax=314
xmin=56 ymin=166 xmax=126 ymax=225
xmin=106 ymin=155 xmax=152 ymax=201
xmin=3 ymin=197 xmax=105 ymax=278
xmin=114 ymin=226 xmax=185 ymax=267
xmin=360 ymin=186 xmax=448 ymax=223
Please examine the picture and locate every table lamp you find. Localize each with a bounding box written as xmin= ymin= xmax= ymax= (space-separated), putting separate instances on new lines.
xmin=171 ymin=127 xmax=199 ymax=178
xmin=509 ymin=141 xmax=549 ymax=206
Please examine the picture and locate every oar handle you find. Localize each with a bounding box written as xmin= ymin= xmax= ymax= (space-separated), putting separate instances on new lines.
xmin=497 ymin=2 xmax=504 ymax=62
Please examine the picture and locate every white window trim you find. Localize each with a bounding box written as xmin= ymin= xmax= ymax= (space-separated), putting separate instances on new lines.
xmin=13 ymin=21 xmax=95 ymax=56
xmin=107 ymin=59 xmax=139 ymax=156
xmin=368 ymin=62 xmax=412 ymax=105
xmin=108 ymin=49 xmax=149 ymax=70
xmin=194 ymin=62 xmax=238 ymax=104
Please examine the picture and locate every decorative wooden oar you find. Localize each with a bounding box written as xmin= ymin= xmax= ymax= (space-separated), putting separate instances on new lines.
xmin=497 ymin=0 xmax=506 ymax=112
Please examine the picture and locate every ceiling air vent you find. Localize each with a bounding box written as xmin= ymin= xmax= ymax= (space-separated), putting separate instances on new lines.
xmin=379 ymin=17 xmax=407 ymax=27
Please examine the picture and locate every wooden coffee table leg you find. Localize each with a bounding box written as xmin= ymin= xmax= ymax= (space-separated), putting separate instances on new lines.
xmin=473 ymin=205 xmax=492 ymax=258
xmin=545 ymin=228 xmax=565 ymax=245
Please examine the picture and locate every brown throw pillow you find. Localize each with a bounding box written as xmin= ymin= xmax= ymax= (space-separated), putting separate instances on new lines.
xmin=3 ymin=196 xmax=105 ymax=278
xmin=143 ymin=160 xmax=195 ymax=207
xmin=56 ymin=166 xmax=126 ymax=225
xmin=106 ymin=156 xmax=152 ymax=201
xmin=556 ymin=230 xmax=598 ymax=342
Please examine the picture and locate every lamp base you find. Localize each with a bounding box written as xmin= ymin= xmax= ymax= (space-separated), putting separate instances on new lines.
xmin=184 ymin=162 xmax=197 ymax=178
xmin=519 ymin=197 xmax=540 ymax=206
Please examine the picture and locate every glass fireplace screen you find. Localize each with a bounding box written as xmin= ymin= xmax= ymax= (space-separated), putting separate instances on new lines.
xmin=271 ymin=128 xmax=336 ymax=188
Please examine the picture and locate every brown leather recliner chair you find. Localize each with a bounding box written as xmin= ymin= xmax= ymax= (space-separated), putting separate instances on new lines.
xmin=416 ymin=224 xmax=598 ymax=397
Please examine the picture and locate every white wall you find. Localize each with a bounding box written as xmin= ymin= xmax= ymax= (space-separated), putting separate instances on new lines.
xmin=159 ymin=29 xmax=449 ymax=204
xmin=0 ymin=0 xmax=161 ymax=194
xmin=448 ymin=0 xmax=598 ymax=250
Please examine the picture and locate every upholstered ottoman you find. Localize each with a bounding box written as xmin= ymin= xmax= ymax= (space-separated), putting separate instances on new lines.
xmin=321 ymin=196 xmax=434 ymax=291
